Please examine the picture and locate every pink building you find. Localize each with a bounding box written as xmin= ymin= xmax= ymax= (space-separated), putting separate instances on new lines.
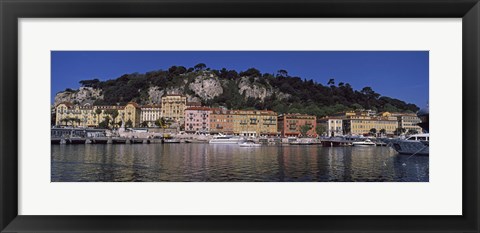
xmin=185 ymin=107 xmax=212 ymax=133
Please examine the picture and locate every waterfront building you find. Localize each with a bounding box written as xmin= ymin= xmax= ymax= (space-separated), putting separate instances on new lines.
xmin=123 ymin=102 xmax=141 ymax=127
xmin=161 ymin=94 xmax=187 ymax=124
xmin=337 ymin=110 xmax=398 ymax=135
xmin=388 ymin=112 xmax=423 ymax=134
xmin=209 ymin=108 xmax=234 ymax=135
xmin=317 ymin=117 xmax=343 ymax=137
xmin=185 ymin=107 xmax=213 ymax=134
xmin=140 ymin=104 xmax=162 ymax=127
xmin=277 ymin=114 xmax=317 ymax=137
xmin=55 ymin=102 xmax=141 ymax=128
xmin=230 ymin=110 xmax=278 ymax=137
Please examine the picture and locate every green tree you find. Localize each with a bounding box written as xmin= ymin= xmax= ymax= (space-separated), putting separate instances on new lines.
xmin=408 ymin=129 xmax=419 ymax=135
xmin=299 ymin=124 xmax=312 ymax=137
xmin=240 ymin=68 xmax=261 ymax=77
xmin=379 ymin=128 xmax=386 ymax=135
xmin=315 ymin=125 xmax=326 ymax=137
xmin=369 ymin=128 xmax=377 ymax=136
xmin=79 ymin=79 xmax=100 ymax=87
xmin=394 ymin=127 xmax=407 ymax=136
xmin=126 ymin=119 xmax=133 ymax=128
xmin=194 ymin=63 xmax=206 ymax=71
xmin=154 ymin=117 xmax=167 ymax=128
xmin=327 ymin=78 xmax=335 ymax=85
xmin=140 ymin=121 xmax=149 ymax=128
xmin=277 ymin=69 xmax=288 ymax=77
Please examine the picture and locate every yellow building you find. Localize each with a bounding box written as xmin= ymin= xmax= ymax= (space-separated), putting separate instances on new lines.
xmin=338 ymin=110 xmax=398 ymax=135
xmin=387 ymin=112 xmax=423 ymax=134
xmin=161 ymin=94 xmax=187 ymax=123
xmin=55 ymin=102 xmax=141 ymax=128
xmin=230 ymin=110 xmax=278 ymax=137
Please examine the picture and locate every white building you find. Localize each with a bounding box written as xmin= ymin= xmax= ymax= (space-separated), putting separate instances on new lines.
xmin=140 ymin=105 xmax=162 ymax=127
xmin=319 ymin=118 xmax=343 ymax=137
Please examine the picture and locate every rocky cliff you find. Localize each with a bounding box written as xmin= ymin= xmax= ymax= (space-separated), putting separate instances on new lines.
xmin=53 ymin=67 xmax=420 ymax=116
xmin=54 ymin=87 xmax=103 ymax=106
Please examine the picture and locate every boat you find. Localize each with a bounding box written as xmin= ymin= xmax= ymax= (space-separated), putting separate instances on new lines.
xmin=289 ymin=141 xmax=313 ymax=145
xmin=51 ymin=138 xmax=62 ymax=144
xmin=92 ymin=137 xmax=109 ymax=144
xmin=391 ymin=105 xmax=429 ymax=156
xmin=185 ymin=139 xmax=208 ymax=143
xmin=111 ymin=137 xmax=127 ymax=144
xmin=391 ymin=133 xmax=429 ymax=155
xmin=68 ymin=137 xmax=87 ymax=144
xmin=209 ymin=134 xmax=244 ymax=144
xmin=163 ymin=138 xmax=181 ymax=143
xmin=130 ymin=138 xmax=144 ymax=144
xmin=239 ymin=141 xmax=262 ymax=147
xmin=352 ymin=139 xmax=376 ymax=147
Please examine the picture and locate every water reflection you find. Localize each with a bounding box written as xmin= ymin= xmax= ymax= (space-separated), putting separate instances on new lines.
xmin=51 ymin=144 xmax=429 ymax=182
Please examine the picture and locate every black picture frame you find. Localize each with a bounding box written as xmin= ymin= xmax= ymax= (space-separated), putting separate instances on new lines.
xmin=1 ymin=0 xmax=479 ymax=232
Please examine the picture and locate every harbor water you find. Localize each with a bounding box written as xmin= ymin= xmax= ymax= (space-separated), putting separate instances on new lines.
xmin=51 ymin=144 xmax=429 ymax=182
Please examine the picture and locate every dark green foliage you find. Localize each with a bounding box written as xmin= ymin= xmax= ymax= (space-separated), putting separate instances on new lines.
xmin=194 ymin=63 xmax=206 ymax=71
xmin=240 ymin=68 xmax=261 ymax=77
xmin=65 ymin=64 xmax=420 ymax=117
xmin=126 ymin=119 xmax=133 ymax=128
xmin=79 ymin=79 xmax=100 ymax=87
xmin=299 ymin=124 xmax=312 ymax=137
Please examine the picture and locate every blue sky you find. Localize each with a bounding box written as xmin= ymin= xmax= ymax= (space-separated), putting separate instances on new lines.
xmin=51 ymin=51 xmax=428 ymax=107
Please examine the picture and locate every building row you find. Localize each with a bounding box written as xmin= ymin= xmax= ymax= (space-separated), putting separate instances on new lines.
xmin=55 ymin=94 xmax=422 ymax=137
xmin=318 ymin=110 xmax=423 ymax=136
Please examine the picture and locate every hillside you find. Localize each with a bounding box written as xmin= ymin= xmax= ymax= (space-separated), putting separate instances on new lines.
xmin=54 ymin=64 xmax=419 ymax=117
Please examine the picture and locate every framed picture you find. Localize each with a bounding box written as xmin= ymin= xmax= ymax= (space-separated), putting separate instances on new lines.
xmin=1 ymin=0 xmax=478 ymax=232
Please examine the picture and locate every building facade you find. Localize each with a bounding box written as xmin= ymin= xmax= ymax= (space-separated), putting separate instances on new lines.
xmin=391 ymin=112 xmax=423 ymax=134
xmin=185 ymin=107 xmax=212 ymax=133
xmin=55 ymin=102 xmax=141 ymax=128
xmin=318 ymin=117 xmax=343 ymax=137
xmin=161 ymin=94 xmax=187 ymax=123
xmin=277 ymin=114 xmax=317 ymax=137
xmin=140 ymin=105 xmax=162 ymax=127
xmin=230 ymin=110 xmax=278 ymax=137
xmin=209 ymin=108 xmax=234 ymax=134
xmin=337 ymin=110 xmax=398 ymax=135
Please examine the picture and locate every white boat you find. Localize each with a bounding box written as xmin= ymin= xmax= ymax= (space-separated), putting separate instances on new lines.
xmin=209 ymin=134 xmax=244 ymax=144
xmin=289 ymin=141 xmax=313 ymax=145
xmin=163 ymin=138 xmax=180 ymax=143
xmin=391 ymin=133 xmax=429 ymax=155
xmin=352 ymin=139 xmax=376 ymax=147
xmin=239 ymin=141 xmax=262 ymax=147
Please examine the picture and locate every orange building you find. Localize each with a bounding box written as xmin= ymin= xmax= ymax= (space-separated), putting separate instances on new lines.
xmin=278 ymin=114 xmax=317 ymax=137
xmin=209 ymin=108 xmax=234 ymax=134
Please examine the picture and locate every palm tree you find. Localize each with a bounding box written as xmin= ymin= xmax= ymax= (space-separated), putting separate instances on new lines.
xmin=379 ymin=128 xmax=386 ymax=136
xmin=111 ymin=109 xmax=119 ymax=129
xmin=369 ymin=128 xmax=377 ymax=136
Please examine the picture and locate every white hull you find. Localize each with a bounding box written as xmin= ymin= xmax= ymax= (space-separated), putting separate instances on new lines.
xmin=392 ymin=140 xmax=429 ymax=155
xmin=352 ymin=139 xmax=376 ymax=147
xmin=352 ymin=143 xmax=376 ymax=147
xmin=239 ymin=143 xmax=262 ymax=147
xmin=209 ymin=139 xmax=243 ymax=144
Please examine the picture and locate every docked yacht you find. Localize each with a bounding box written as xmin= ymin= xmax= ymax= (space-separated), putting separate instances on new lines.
xmin=352 ymin=139 xmax=376 ymax=147
xmin=238 ymin=141 xmax=262 ymax=147
xmin=209 ymin=134 xmax=244 ymax=144
xmin=392 ymin=133 xmax=429 ymax=155
xmin=391 ymin=105 xmax=429 ymax=156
